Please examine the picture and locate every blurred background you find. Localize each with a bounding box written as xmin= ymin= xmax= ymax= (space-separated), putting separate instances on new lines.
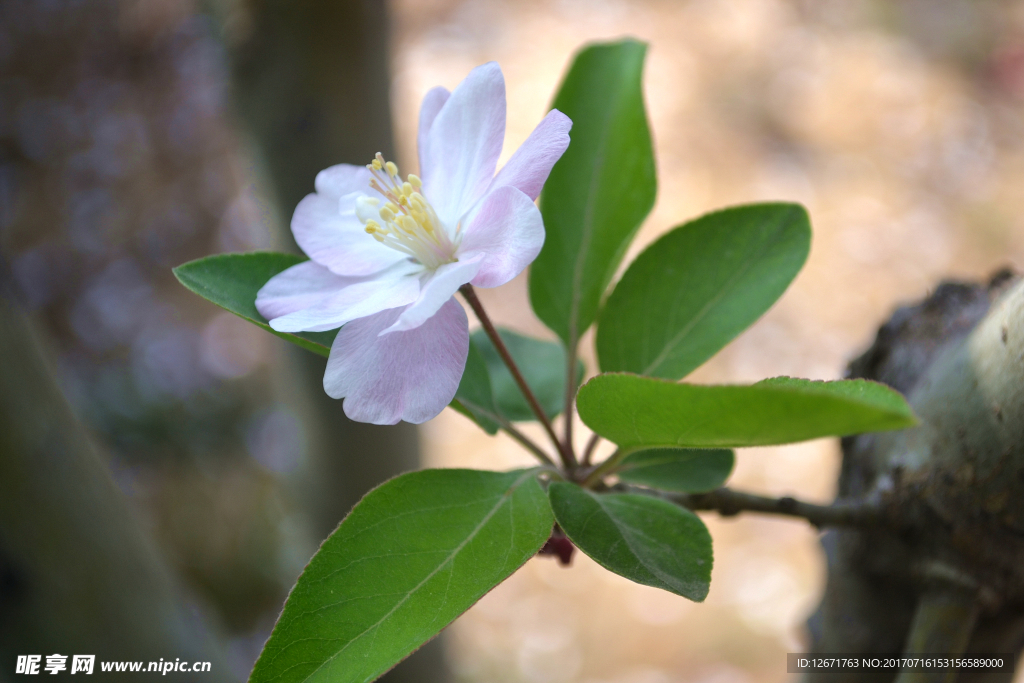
xmin=1 ymin=0 xmax=1023 ymax=681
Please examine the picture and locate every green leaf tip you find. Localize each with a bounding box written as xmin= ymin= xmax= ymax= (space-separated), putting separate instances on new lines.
xmin=597 ymin=202 xmax=811 ymax=379
xmin=577 ymin=372 xmax=917 ymax=450
xmin=530 ymin=37 xmax=656 ymax=351
xmin=173 ymin=251 xmax=336 ymax=357
xmin=549 ymin=482 xmax=712 ymax=601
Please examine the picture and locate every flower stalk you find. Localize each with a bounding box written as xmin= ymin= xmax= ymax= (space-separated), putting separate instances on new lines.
xmin=459 ymin=284 xmax=576 ymax=469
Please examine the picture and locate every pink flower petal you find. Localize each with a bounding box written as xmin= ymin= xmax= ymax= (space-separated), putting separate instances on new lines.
xmin=324 ymin=297 xmax=469 ymax=424
xmin=256 ymin=260 xmax=421 ymax=332
xmin=488 ymin=109 xmax=572 ymax=201
xmin=381 ymin=255 xmax=483 ymax=334
xmin=420 ymin=62 xmax=506 ymax=227
xmin=292 ymin=188 xmax=406 ymax=278
xmin=255 ymin=260 xmax=342 ymax=320
xmin=418 ymin=86 xmax=450 ymax=174
xmin=459 ymin=186 xmax=544 ymax=289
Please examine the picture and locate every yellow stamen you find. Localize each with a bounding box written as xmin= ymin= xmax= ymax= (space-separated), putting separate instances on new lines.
xmin=359 ymin=152 xmax=459 ymax=270
xmin=399 ymin=215 xmax=417 ymax=233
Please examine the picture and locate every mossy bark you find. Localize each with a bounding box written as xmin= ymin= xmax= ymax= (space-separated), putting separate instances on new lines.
xmin=808 ymin=271 xmax=1024 ymax=683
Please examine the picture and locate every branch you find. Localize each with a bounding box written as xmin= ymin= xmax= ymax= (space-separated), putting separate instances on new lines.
xmin=672 ymin=488 xmax=881 ymax=528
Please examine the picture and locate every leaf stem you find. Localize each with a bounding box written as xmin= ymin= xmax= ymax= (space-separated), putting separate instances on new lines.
xmin=454 ymin=399 xmax=555 ymax=467
xmin=459 ymin=284 xmax=574 ymax=469
xmin=563 ymin=348 xmax=578 ymax=466
xmin=581 ymin=432 xmax=602 ymax=466
xmin=498 ymin=419 xmax=557 ymax=468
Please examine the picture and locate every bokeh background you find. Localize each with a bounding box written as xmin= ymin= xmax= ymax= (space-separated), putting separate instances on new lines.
xmin=1 ymin=0 xmax=1023 ymax=681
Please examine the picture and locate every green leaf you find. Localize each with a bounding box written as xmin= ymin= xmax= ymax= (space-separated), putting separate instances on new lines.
xmin=252 ymin=469 xmax=553 ymax=683
xmin=173 ymin=252 xmax=337 ymax=357
xmin=548 ymin=482 xmax=712 ymax=601
xmin=451 ymin=339 xmax=501 ymax=434
xmin=529 ymin=39 xmax=656 ymax=353
xmin=577 ymin=373 xmax=917 ymax=450
xmin=472 ymin=328 xmax=583 ymax=422
xmin=617 ymin=449 xmax=734 ymax=493
xmin=597 ymin=203 xmax=811 ymax=378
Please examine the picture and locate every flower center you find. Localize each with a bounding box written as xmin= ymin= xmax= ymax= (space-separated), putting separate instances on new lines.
xmin=360 ymin=153 xmax=460 ymax=271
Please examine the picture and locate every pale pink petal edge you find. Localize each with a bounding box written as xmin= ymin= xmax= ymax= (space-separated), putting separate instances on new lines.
xmin=488 ymin=109 xmax=571 ymax=201
xmin=460 ymin=186 xmax=544 ymax=289
xmin=323 ymin=298 xmax=469 ymax=424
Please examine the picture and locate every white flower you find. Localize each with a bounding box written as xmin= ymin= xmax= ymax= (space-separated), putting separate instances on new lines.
xmin=256 ymin=62 xmax=571 ymax=424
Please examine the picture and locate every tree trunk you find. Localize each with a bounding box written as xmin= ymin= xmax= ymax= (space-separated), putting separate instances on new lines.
xmin=808 ymin=270 xmax=1024 ymax=683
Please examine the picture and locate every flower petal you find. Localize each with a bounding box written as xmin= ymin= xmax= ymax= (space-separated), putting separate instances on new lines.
xmin=257 ymin=260 xmax=421 ymax=333
xmin=381 ymin=255 xmax=483 ymax=334
xmin=417 ymin=86 xmax=450 ymax=173
xmin=292 ymin=188 xmax=406 ymax=278
xmin=314 ymin=164 xmax=372 ymax=197
xmin=420 ymin=62 xmax=506 ymax=226
xmin=459 ymin=186 xmax=544 ymax=288
xmin=324 ymin=297 xmax=469 ymax=425
xmin=489 ymin=109 xmax=572 ymax=201
xmin=255 ymin=260 xmax=343 ymax=320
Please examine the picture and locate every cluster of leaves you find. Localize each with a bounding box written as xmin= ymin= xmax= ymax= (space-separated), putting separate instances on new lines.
xmin=175 ymin=40 xmax=915 ymax=683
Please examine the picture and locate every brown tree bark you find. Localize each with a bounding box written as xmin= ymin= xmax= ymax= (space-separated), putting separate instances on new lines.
xmin=807 ymin=270 xmax=1024 ymax=683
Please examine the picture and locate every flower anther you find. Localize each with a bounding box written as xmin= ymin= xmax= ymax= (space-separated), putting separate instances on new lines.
xmin=360 ymin=153 xmax=460 ymax=270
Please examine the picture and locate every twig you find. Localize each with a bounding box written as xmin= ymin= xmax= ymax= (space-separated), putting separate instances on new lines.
xmin=459 ymin=285 xmax=574 ymax=468
xmin=670 ymin=487 xmax=881 ymax=528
